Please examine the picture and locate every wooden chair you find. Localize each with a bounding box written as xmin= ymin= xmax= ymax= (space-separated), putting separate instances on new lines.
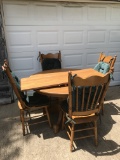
xmin=97 ymin=53 xmax=117 ymax=114
xmin=37 ymin=51 xmax=61 ymax=71
xmin=61 ymin=71 xmax=110 ymax=151
xmin=37 ymin=51 xmax=62 ymax=111
xmin=2 ymin=59 xmax=51 ymax=136
xmin=98 ymin=52 xmax=117 ymax=74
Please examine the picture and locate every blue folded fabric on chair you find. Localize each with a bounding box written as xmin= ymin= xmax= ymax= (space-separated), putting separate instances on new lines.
xmin=11 ymin=72 xmax=27 ymax=101
xmin=11 ymin=72 xmax=20 ymax=89
xmin=94 ymin=62 xmax=110 ymax=74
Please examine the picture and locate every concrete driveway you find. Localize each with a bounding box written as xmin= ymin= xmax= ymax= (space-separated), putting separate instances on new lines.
xmin=0 ymin=86 xmax=120 ymax=160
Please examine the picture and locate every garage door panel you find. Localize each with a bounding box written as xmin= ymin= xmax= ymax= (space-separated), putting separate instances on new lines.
xmin=115 ymin=54 xmax=120 ymax=63
xmin=62 ymin=50 xmax=84 ymax=69
xmin=33 ymin=4 xmax=58 ymax=21
xmin=107 ymin=52 xmax=120 ymax=78
xmin=31 ymin=2 xmax=60 ymax=26
xmin=86 ymin=52 xmax=99 ymax=68
xmin=7 ymin=31 xmax=32 ymax=46
xmin=8 ymin=51 xmax=34 ymax=58
xmin=62 ymin=5 xmax=83 ymax=21
xmin=37 ymin=46 xmax=61 ymax=52
xmin=10 ymin=57 xmax=34 ymax=70
xmin=62 ymin=28 xmax=85 ymax=49
xmin=114 ymin=63 xmax=120 ymax=72
xmin=37 ymin=31 xmax=58 ymax=45
xmin=113 ymin=53 xmax=120 ymax=73
xmin=8 ymin=51 xmax=38 ymax=78
xmin=64 ymin=31 xmax=83 ymax=45
xmin=111 ymin=6 xmax=120 ymax=20
xmin=113 ymin=72 xmax=120 ymax=81
xmin=109 ymin=70 xmax=120 ymax=86
xmin=5 ymin=27 xmax=36 ymax=52
xmin=87 ymin=5 xmax=107 ymax=21
xmin=108 ymin=52 xmax=120 ymax=61
xmin=3 ymin=1 xmax=31 ymax=25
xmin=11 ymin=70 xmax=35 ymax=79
xmin=109 ymin=30 xmax=120 ymax=43
xmin=3 ymin=2 xmax=29 ymax=18
xmin=87 ymin=30 xmax=106 ymax=44
xmin=64 ymin=55 xmax=82 ymax=68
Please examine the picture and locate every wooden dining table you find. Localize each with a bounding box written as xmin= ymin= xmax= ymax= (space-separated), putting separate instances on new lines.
xmin=21 ymin=68 xmax=104 ymax=92
xmin=21 ymin=68 xmax=104 ymax=133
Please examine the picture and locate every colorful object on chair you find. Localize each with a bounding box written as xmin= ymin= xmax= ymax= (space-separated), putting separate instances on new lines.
xmin=94 ymin=62 xmax=110 ymax=74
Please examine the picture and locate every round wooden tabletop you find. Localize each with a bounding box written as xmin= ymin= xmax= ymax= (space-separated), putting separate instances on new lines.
xmin=37 ymin=86 xmax=68 ymax=97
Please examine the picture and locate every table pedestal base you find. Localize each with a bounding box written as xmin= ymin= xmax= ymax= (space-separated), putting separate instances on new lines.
xmin=53 ymin=110 xmax=62 ymax=133
xmin=49 ymin=97 xmax=66 ymax=133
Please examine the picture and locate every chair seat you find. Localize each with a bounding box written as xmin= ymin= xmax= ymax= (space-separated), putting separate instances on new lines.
xmin=61 ymin=99 xmax=98 ymax=124
xmin=72 ymin=115 xmax=98 ymax=124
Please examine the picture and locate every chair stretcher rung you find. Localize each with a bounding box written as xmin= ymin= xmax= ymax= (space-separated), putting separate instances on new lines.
xmin=25 ymin=120 xmax=48 ymax=126
xmin=24 ymin=114 xmax=46 ymax=120
xmin=74 ymin=134 xmax=94 ymax=140
xmin=74 ymin=127 xmax=95 ymax=132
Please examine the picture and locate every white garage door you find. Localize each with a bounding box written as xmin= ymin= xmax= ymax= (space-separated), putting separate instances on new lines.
xmin=2 ymin=0 xmax=120 ymax=85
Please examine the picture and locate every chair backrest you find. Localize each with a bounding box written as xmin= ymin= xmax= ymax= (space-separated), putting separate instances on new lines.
xmin=68 ymin=71 xmax=110 ymax=118
xmin=2 ymin=59 xmax=27 ymax=109
xmin=98 ymin=52 xmax=117 ymax=73
xmin=37 ymin=51 xmax=61 ymax=70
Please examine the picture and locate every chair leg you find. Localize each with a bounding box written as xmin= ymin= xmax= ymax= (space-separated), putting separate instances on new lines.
xmin=20 ymin=110 xmax=25 ymax=136
xmin=94 ymin=121 xmax=98 ymax=146
xmin=20 ymin=110 xmax=22 ymax=122
xmin=42 ymin=108 xmax=46 ymax=116
xmin=26 ymin=111 xmax=31 ymax=119
xmin=70 ymin=124 xmax=74 ymax=152
xmin=11 ymin=88 xmax=15 ymax=103
xmin=45 ymin=106 xmax=52 ymax=128
xmin=62 ymin=112 xmax=65 ymax=130
xmin=101 ymin=103 xmax=104 ymax=115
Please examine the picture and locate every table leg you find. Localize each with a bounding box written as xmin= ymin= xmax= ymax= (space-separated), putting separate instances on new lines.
xmin=49 ymin=96 xmax=67 ymax=133
xmin=53 ymin=110 xmax=62 ymax=133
